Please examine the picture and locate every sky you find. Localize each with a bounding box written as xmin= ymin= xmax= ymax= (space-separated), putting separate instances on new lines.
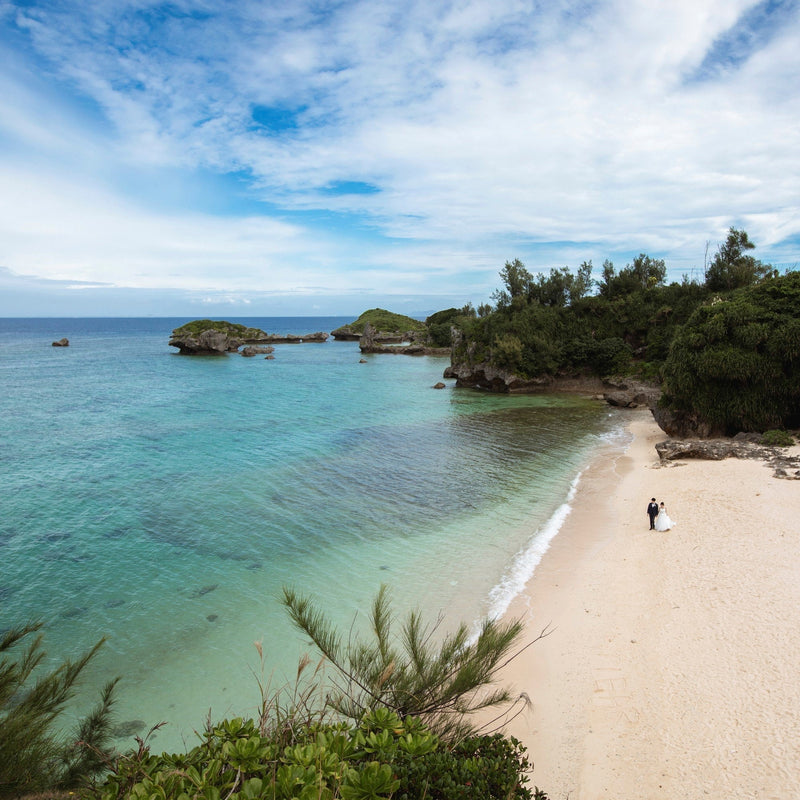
xmin=1 ymin=0 xmax=799 ymax=318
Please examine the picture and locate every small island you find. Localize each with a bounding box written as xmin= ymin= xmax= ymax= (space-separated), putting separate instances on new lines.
xmin=169 ymin=319 xmax=328 ymax=355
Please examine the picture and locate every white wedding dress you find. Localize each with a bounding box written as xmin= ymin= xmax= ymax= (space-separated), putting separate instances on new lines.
xmin=654 ymin=508 xmax=675 ymax=531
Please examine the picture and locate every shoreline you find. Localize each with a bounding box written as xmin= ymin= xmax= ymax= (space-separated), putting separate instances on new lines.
xmin=486 ymin=410 xmax=800 ymax=799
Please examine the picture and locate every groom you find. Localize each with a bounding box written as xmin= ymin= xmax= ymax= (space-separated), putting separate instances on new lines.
xmin=647 ymin=498 xmax=659 ymax=530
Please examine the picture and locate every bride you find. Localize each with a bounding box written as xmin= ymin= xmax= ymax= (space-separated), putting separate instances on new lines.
xmin=654 ymin=501 xmax=675 ymax=531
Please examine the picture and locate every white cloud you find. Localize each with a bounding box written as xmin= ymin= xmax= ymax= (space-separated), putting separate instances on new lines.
xmin=0 ymin=0 xmax=799 ymax=315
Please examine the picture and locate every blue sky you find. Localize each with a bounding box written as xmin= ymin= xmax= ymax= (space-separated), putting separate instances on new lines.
xmin=1 ymin=0 xmax=799 ymax=317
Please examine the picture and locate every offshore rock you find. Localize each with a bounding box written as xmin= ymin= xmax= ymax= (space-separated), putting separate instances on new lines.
xmin=51 ymin=337 xmax=69 ymax=347
xmin=169 ymin=329 xmax=240 ymax=354
xmin=332 ymin=325 xmax=416 ymax=343
xmin=359 ymin=323 xmax=448 ymax=356
xmin=433 ymin=382 xmax=446 ymax=389
xmin=241 ymin=345 xmax=275 ymax=357
xmin=257 ymin=332 xmax=328 ymax=344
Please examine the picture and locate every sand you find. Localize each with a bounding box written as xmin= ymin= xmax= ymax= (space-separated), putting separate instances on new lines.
xmin=490 ymin=410 xmax=800 ymax=800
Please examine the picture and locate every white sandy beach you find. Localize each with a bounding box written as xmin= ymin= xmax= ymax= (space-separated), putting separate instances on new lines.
xmin=492 ymin=411 xmax=800 ymax=800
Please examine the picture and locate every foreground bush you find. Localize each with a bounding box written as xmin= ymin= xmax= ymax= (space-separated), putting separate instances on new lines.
xmin=94 ymin=709 xmax=544 ymax=800
xmin=0 ymin=622 xmax=119 ymax=798
xmin=282 ymin=584 xmax=542 ymax=741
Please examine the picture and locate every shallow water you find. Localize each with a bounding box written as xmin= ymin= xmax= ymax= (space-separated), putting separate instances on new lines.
xmin=0 ymin=317 xmax=624 ymax=751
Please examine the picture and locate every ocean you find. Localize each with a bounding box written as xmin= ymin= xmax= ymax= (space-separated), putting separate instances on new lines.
xmin=0 ymin=317 xmax=626 ymax=753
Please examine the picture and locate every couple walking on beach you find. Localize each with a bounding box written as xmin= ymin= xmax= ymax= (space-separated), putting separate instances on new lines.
xmin=647 ymin=498 xmax=675 ymax=531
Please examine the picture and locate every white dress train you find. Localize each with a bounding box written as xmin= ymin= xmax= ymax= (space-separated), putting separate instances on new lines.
xmin=654 ymin=508 xmax=675 ymax=531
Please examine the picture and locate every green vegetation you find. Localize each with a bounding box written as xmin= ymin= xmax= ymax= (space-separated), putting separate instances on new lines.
xmin=762 ymin=429 xmax=796 ymax=447
xmin=94 ymin=710 xmax=541 ymax=800
xmin=424 ymin=306 xmax=477 ymax=347
xmin=447 ymin=228 xmax=799 ymax=433
xmin=661 ymin=271 xmax=800 ymax=433
xmin=336 ymin=309 xmax=427 ymax=336
xmin=282 ymin=584 xmax=536 ymax=741
xmin=1 ymin=622 xmax=119 ymax=798
xmin=10 ymin=588 xmax=545 ymax=798
xmin=171 ymin=319 xmax=268 ymax=339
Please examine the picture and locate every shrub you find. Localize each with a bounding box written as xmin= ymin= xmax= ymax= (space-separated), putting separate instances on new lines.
xmin=762 ymin=429 xmax=795 ymax=447
xmin=0 ymin=622 xmax=119 ymax=798
xmin=94 ymin=710 xmax=542 ymax=800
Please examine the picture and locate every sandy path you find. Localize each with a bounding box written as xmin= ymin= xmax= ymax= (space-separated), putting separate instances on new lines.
xmin=489 ymin=411 xmax=800 ymax=800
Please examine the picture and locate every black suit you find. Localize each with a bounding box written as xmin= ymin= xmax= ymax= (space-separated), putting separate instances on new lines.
xmin=647 ymin=502 xmax=659 ymax=529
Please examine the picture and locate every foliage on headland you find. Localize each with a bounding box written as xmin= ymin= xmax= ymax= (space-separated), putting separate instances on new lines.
xmin=3 ymin=588 xmax=547 ymax=799
xmin=447 ymin=228 xmax=799 ymax=433
xmin=332 ymin=308 xmax=427 ymax=337
xmin=661 ymin=271 xmax=800 ymax=434
xmin=172 ymin=319 xmax=269 ymax=340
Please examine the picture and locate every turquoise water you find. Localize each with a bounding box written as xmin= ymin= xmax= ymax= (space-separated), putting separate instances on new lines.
xmin=0 ymin=317 xmax=624 ymax=752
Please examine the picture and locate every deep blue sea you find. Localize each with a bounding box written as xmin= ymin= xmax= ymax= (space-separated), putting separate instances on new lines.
xmin=0 ymin=317 xmax=625 ymax=752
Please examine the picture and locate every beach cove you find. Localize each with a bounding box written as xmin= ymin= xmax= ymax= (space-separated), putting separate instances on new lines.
xmin=492 ymin=412 xmax=800 ymax=800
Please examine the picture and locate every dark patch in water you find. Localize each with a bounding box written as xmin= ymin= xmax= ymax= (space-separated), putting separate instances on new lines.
xmin=104 ymin=598 xmax=126 ymax=608
xmin=103 ymin=528 xmax=129 ymax=539
xmin=111 ymin=719 xmax=146 ymax=739
xmin=42 ymin=531 xmax=72 ymax=542
xmin=379 ymin=565 xmax=390 ymax=570
xmin=191 ymin=584 xmax=218 ymax=598
xmin=62 ymin=606 xmax=89 ymax=619
xmin=206 ymin=614 xmax=218 ymax=622
xmin=246 ymin=562 xmax=263 ymax=570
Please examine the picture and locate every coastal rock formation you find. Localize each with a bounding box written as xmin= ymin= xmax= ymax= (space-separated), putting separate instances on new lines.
xmin=656 ymin=437 xmax=800 ymax=479
xmin=169 ymin=329 xmax=240 ymax=354
xmin=443 ymin=360 xmax=551 ymax=392
xmin=602 ymin=379 xmax=660 ymax=409
xmin=169 ymin=321 xmax=328 ymax=354
xmin=359 ymin=323 xmax=449 ymax=356
xmin=650 ymin=404 xmax=724 ymax=439
xmin=433 ymin=382 xmax=446 ymax=389
xmin=51 ymin=337 xmax=69 ymax=347
xmin=257 ymin=332 xmax=328 ymax=344
xmin=241 ymin=345 xmax=275 ymax=357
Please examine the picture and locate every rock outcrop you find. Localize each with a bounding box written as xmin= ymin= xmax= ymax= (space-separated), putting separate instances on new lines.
xmin=358 ymin=324 xmax=448 ymax=356
xmin=655 ymin=436 xmax=800 ymax=479
xmin=649 ymin=404 xmax=725 ymax=439
xmin=602 ymin=379 xmax=661 ymax=409
xmin=169 ymin=329 xmax=240 ymax=354
xmin=51 ymin=338 xmax=69 ymax=347
xmin=256 ymin=332 xmax=328 ymax=344
xmin=241 ymin=345 xmax=275 ymax=357
xmin=169 ymin=322 xmax=328 ymax=354
xmin=443 ymin=361 xmax=552 ymax=392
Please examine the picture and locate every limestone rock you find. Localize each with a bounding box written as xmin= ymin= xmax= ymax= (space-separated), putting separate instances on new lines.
xmin=241 ymin=345 xmax=275 ymax=357
xmin=655 ymin=437 xmax=800 ymax=479
xmin=51 ymin=337 xmax=69 ymax=347
xmin=433 ymin=382 xmax=446 ymax=389
xmin=359 ymin=323 xmax=448 ymax=356
xmin=650 ymin=404 xmax=724 ymax=439
xmin=169 ymin=329 xmax=240 ymax=354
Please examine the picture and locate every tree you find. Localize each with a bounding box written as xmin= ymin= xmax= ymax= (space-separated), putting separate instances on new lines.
xmin=704 ymin=227 xmax=775 ymax=291
xmin=662 ymin=271 xmax=800 ymax=433
xmin=1 ymin=622 xmax=119 ymax=797
xmin=492 ymin=259 xmax=533 ymax=310
xmin=281 ymin=585 xmax=545 ymax=741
